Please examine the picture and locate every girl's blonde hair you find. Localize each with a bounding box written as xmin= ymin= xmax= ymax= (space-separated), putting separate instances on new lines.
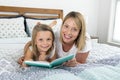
xmin=28 ymin=24 xmax=54 ymax=59
xmin=60 ymin=11 xmax=86 ymax=51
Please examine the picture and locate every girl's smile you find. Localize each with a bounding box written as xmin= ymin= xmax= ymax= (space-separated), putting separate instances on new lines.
xmin=35 ymin=31 xmax=53 ymax=54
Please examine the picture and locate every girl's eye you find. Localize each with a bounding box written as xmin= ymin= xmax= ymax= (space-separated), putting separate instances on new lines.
xmin=47 ymin=38 xmax=52 ymax=41
xmin=39 ymin=39 xmax=43 ymax=41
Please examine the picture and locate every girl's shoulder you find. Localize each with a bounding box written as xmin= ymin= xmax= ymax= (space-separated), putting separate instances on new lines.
xmin=28 ymin=46 xmax=32 ymax=51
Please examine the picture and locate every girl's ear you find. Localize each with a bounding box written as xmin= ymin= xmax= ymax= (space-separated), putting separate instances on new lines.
xmin=49 ymin=20 xmax=57 ymax=28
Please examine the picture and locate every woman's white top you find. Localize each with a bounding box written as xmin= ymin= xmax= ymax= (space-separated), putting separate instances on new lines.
xmin=52 ymin=19 xmax=92 ymax=58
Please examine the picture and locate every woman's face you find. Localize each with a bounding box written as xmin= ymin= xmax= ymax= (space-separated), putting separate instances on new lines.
xmin=61 ymin=18 xmax=80 ymax=44
xmin=35 ymin=31 xmax=53 ymax=53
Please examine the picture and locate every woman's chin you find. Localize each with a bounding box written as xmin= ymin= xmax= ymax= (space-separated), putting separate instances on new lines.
xmin=63 ymin=39 xmax=71 ymax=44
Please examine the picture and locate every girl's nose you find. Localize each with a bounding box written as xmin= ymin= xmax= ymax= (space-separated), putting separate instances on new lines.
xmin=43 ymin=40 xmax=48 ymax=45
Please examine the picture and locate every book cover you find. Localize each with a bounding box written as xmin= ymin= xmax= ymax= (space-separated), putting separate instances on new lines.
xmin=24 ymin=54 xmax=74 ymax=68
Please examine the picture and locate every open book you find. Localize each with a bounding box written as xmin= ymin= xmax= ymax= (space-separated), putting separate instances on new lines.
xmin=24 ymin=54 xmax=74 ymax=68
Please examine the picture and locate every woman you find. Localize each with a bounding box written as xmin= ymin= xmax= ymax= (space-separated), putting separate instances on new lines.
xmin=52 ymin=11 xmax=92 ymax=66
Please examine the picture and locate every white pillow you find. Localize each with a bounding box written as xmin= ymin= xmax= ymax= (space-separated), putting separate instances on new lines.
xmin=0 ymin=17 xmax=28 ymax=38
xmin=26 ymin=18 xmax=62 ymax=36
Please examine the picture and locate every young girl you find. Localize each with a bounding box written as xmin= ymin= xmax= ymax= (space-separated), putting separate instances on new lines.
xmin=19 ymin=23 xmax=56 ymax=67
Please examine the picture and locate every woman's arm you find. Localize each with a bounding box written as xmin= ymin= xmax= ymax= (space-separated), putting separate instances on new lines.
xmin=63 ymin=51 xmax=89 ymax=67
xmin=75 ymin=51 xmax=89 ymax=63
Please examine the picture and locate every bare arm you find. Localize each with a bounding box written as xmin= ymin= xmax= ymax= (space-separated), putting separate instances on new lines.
xmin=24 ymin=48 xmax=33 ymax=61
xmin=63 ymin=51 xmax=89 ymax=67
xmin=18 ymin=41 xmax=31 ymax=65
xmin=24 ymin=41 xmax=31 ymax=55
xmin=75 ymin=51 xmax=89 ymax=63
xmin=18 ymin=41 xmax=33 ymax=67
xmin=21 ymin=48 xmax=33 ymax=67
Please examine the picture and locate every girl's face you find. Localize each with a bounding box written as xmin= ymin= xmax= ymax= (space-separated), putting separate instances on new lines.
xmin=61 ymin=18 xmax=80 ymax=44
xmin=35 ymin=31 xmax=53 ymax=54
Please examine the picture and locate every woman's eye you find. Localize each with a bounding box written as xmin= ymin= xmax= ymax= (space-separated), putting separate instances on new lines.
xmin=63 ymin=24 xmax=68 ymax=28
xmin=73 ymin=28 xmax=78 ymax=31
xmin=65 ymin=25 xmax=68 ymax=28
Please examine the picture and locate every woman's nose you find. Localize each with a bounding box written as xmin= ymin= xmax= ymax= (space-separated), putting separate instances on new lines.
xmin=67 ymin=29 xmax=72 ymax=35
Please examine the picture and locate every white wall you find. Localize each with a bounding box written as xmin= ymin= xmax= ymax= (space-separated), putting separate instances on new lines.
xmin=1 ymin=0 xmax=111 ymax=43
xmin=97 ymin=0 xmax=111 ymax=43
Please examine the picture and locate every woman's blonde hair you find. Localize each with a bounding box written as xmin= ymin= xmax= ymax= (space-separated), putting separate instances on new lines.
xmin=28 ymin=24 xmax=54 ymax=59
xmin=60 ymin=11 xmax=86 ymax=51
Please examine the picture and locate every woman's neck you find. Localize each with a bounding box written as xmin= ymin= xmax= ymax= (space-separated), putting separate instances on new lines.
xmin=62 ymin=42 xmax=74 ymax=52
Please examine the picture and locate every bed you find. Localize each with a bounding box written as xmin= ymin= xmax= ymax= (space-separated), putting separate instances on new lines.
xmin=0 ymin=6 xmax=120 ymax=80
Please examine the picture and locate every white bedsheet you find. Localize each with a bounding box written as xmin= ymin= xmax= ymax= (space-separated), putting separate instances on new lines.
xmin=87 ymin=42 xmax=120 ymax=63
xmin=0 ymin=42 xmax=120 ymax=80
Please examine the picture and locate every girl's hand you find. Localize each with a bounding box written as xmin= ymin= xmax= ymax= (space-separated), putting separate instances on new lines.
xmin=39 ymin=55 xmax=46 ymax=61
xmin=63 ymin=58 xmax=79 ymax=67
xmin=17 ymin=56 xmax=24 ymax=65
xmin=18 ymin=56 xmax=28 ymax=68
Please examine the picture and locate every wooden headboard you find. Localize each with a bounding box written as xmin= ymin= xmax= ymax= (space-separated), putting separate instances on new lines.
xmin=0 ymin=6 xmax=63 ymax=19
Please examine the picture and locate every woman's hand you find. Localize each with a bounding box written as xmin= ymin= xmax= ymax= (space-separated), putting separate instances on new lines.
xmin=63 ymin=58 xmax=79 ymax=67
